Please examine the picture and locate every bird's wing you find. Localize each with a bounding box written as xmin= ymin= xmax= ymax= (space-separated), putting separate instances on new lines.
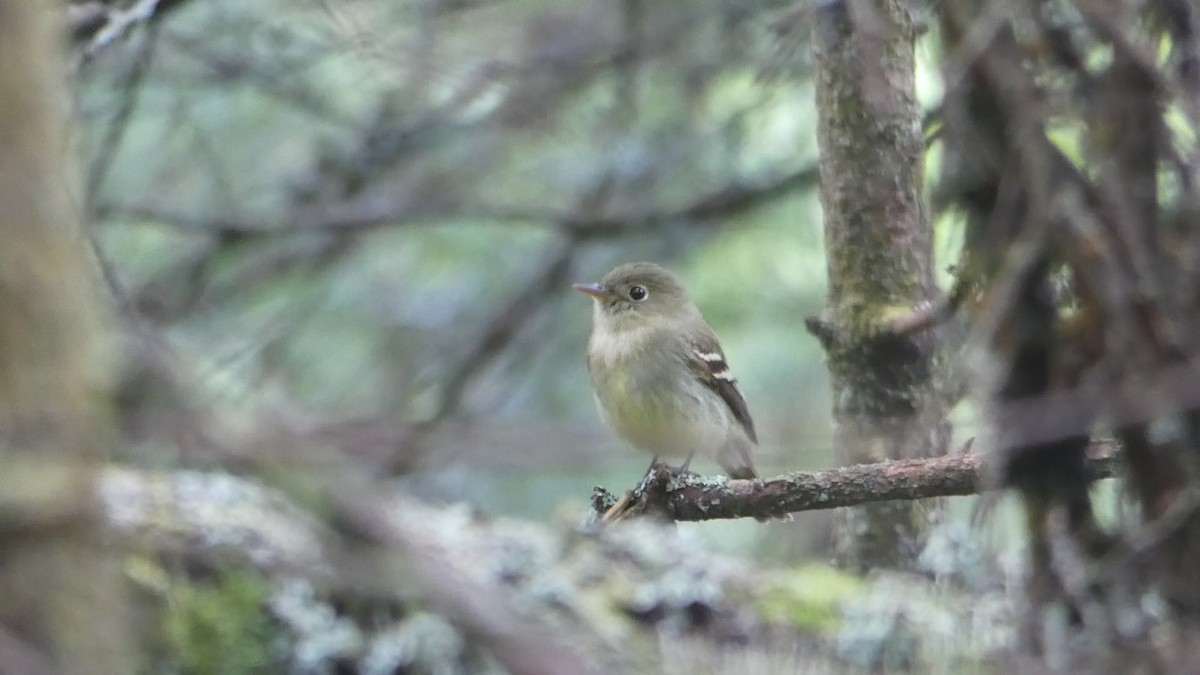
xmin=686 ymin=334 xmax=757 ymax=443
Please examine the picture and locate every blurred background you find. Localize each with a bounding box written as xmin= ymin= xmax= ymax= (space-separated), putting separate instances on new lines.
xmin=35 ymin=0 xmax=1200 ymax=670
xmin=78 ymin=0 xmax=949 ymax=559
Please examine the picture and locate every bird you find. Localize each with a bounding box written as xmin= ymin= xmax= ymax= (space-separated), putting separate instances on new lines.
xmin=573 ymin=261 xmax=760 ymax=481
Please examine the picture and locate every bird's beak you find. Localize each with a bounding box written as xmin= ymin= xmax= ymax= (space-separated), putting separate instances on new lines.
xmin=572 ymin=282 xmax=610 ymax=300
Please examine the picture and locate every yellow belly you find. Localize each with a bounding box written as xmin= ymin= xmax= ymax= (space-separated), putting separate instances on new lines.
xmin=593 ymin=373 xmax=731 ymax=459
xmin=587 ymin=324 xmax=739 ymax=461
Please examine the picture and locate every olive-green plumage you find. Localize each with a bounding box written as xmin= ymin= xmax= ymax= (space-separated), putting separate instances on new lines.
xmin=574 ymin=262 xmax=758 ymax=479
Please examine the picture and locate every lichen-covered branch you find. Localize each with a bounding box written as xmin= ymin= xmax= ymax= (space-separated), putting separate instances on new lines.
xmin=93 ymin=466 xmax=1024 ymax=672
xmin=593 ymin=443 xmax=1120 ymax=523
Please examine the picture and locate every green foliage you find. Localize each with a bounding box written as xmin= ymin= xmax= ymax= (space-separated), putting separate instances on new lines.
xmin=161 ymin=569 xmax=279 ymax=675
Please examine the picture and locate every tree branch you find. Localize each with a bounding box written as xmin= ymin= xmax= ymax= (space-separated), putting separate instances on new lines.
xmin=95 ymin=164 xmax=819 ymax=240
xmin=70 ymin=0 xmax=189 ymax=70
xmin=429 ymin=237 xmax=577 ymax=423
xmin=593 ymin=441 xmax=1121 ymax=522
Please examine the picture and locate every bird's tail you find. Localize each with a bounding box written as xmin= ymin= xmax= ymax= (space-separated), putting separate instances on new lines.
xmin=718 ymin=440 xmax=785 ymax=522
xmin=718 ymin=437 xmax=757 ymax=480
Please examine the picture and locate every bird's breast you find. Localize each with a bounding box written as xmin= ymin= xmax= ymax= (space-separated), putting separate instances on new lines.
xmin=588 ymin=344 xmax=733 ymax=458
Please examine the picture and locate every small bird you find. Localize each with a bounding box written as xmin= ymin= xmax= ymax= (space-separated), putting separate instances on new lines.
xmin=574 ymin=262 xmax=759 ymax=480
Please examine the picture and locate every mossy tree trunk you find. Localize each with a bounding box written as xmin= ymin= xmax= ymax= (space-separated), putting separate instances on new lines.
xmin=810 ymin=0 xmax=947 ymax=571
xmin=0 ymin=0 xmax=134 ymax=671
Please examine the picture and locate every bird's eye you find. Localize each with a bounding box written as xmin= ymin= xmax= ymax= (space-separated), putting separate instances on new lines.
xmin=628 ymin=285 xmax=648 ymax=301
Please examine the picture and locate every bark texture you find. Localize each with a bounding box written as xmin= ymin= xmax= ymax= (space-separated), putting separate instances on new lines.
xmin=810 ymin=0 xmax=947 ymax=570
xmin=592 ymin=443 xmax=1118 ymax=523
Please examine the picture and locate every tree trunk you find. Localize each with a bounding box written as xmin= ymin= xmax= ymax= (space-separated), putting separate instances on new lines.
xmin=0 ymin=0 xmax=134 ymax=671
xmin=810 ymin=0 xmax=947 ymax=571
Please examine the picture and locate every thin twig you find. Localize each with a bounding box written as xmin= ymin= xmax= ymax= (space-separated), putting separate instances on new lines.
xmin=87 ymin=20 xmax=159 ymax=203
xmin=95 ymin=164 xmax=820 ymax=239
xmin=430 ymin=237 xmax=577 ymax=423
xmin=72 ymin=0 xmax=162 ymax=71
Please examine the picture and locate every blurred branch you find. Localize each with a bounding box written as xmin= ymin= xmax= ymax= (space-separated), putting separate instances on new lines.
xmin=332 ymin=487 xmax=607 ymax=675
xmin=70 ymin=0 xmax=189 ymax=70
xmin=162 ymin=30 xmax=349 ymax=123
xmin=431 ymin=237 xmax=578 ymax=424
xmin=99 ymin=466 xmax=332 ymax=576
xmin=87 ymin=18 xmax=158 ymax=202
xmin=106 ymin=448 xmax=612 ymax=669
xmin=95 ymin=164 xmax=816 ymax=349
xmin=72 ymin=0 xmax=160 ymax=64
xmin=593 ymin=441 xmax=1120 ymax=522
xmin=95 ymin=163 xmax=819 ymax=239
